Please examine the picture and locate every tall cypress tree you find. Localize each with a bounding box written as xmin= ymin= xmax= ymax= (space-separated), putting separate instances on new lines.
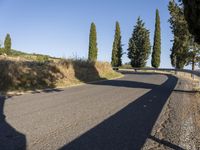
xmin=152 ymin=9 xmax=161 ymax=68
xmin=182 ymin=0 xmax=200 ymax=44
xmin=4 ymin=34 xmax=11 ymax=55
xmin=168 ymin=0 xmax=190 ymax=69
xmin=111 ymin=21 xmax=123 ymax=67
xmin=128 ymin=17 xmax=151 ymax=68
xmin=169 ymin=0 xmax=200 ymax=70
xmin=88 ymin=22 xmax=98 ymax=61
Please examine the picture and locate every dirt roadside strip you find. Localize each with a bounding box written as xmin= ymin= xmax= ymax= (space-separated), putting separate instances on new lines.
xmin=143 ymin=77 xmax=200 ymax=150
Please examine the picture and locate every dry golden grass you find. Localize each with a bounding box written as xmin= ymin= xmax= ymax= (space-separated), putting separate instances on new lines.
xmin=0 ymin=56 xmax=121 ymax=93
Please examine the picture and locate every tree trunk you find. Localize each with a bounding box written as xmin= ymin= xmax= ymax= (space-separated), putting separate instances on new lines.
xmin=192 ymin=55 xmax=195 ymax=71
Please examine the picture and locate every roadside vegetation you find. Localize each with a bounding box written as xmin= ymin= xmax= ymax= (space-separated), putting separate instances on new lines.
xmin=127 ymin=17 xmax=151 ymax=68
xmin=151 ymin=9 xmax=161 ymax=68
xmin=0 ymin=27 xmax=120 ymax=94
xmin=168 ymin=0 xmax=200 ymax=70
xmin=182 ymin=0 xmax=200 ymax=44
xmin=0 ymin=56 xmax=121 ymax=94
xmin=88 ymin=22 xmax=98 ymax=61
xmin=111 ymin=21 xmax=123 ymax=67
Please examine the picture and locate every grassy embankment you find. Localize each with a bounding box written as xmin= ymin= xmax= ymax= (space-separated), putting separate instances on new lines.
xmin=0 ymin=50 xmax=122 ymax=94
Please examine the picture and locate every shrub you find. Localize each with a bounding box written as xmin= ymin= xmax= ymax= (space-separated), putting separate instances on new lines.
xmin=36 ymin=55 xmax=49 ymax=63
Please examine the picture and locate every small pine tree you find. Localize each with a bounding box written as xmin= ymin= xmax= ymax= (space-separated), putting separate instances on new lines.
xmin=128 ymin=17 xmax=151 ymax=68
xmin=4 ymin=34 xmax=12 ymax=55
xmin=88 ymin=22 xmax=98 ymax=61
xmin=152 ymin=9 xmax=161 ymax=68
xmin=111 ymin=21 xmax=123 ymax=67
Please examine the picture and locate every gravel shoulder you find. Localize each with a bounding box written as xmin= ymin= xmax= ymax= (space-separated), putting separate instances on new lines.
xmin=143 ymin=77 xmax=200 ymax=150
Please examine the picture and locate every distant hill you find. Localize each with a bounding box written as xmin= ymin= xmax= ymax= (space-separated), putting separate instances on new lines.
xmin=10 ymin=49 xmax=30 ymax=56
xmin=9 ymin=49 xmax=61 ymax=62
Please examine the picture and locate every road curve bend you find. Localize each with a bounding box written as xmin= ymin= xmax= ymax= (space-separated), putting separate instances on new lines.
xmin=0 ymin=72 xmax=177 ymax=150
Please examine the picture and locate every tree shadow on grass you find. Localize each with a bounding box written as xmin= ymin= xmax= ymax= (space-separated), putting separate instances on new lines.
xmin=59 ymin=74 xmax=178 ymax=150
xmin=71 ymin=60 xmax=106 ymax=83
xmin=0 ymin=96 xmax=26 ymax=150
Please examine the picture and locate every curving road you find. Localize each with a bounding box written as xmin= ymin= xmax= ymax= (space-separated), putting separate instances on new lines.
xmin=0 ymin=72 xmax=178 ymax=150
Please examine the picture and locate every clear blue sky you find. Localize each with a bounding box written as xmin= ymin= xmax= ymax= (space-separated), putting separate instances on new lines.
xmin=0 ymin=0 xmax=174 ymax=68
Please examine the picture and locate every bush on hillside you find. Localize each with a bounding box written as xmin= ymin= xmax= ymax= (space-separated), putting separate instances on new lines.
xmin=36 ymin=55 xmax=49 ymax=63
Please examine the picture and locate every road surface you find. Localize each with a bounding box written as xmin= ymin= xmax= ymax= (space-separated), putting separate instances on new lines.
xmin=1 ymin=72 xmax=196 ymax=150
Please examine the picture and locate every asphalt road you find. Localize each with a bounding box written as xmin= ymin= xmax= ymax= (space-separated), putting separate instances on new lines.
xmin=0 ymin=72 xmax=178 ymax=150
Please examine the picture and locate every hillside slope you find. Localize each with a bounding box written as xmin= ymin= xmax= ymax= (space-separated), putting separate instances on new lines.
xmin=0 ymin=56 xmax=121 ymax=94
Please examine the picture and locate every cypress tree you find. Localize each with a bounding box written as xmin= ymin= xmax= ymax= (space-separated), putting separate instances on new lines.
xmin=168 ymin=0 xmax=190 ymax=69
xmin=151 ymin=9 xmax=161 ymax=68
xmin=182 ymin=0 xmax=200 ymax=44
xmin=128 ymin=17 xmax=151 ymax=68
xmin=88 ymin=22 xmax=98 ymax=61
xmin=111 ymin=21 xmax=123 ymax=67
xmin=186 ymin=39 xmax=200 ymax=70
xmin=4 ymin=34 xmax=12 ymax=55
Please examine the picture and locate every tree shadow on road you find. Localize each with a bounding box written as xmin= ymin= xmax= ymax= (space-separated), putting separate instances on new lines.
xmin=0 ymin=96 xmax=26 ymax=150
xmin=173 ymin=89 xmax=198 ymax=94
xmin=118 ymin=70 xmax=163 ymax=75
xmin=90 ymin=79 xmax=159 ymax=89
xmin=149 ymin=135 xmax=184 ymax=150
xmin=59 ymin=74 xmax=178 ymax=150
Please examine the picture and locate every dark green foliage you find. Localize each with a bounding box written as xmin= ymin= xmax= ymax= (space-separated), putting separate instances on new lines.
xmin=186 ymin=39 xmax=200 ymax=70
xmin=111 ymin=21 xmax=123 ymax=67
xmin=88 ymin=22 xmax=98 ymax=61
xmin=4 ymin=34 xmax=12 ymax=55
xmin=36 ymin=55 xmax=49 ymax=63
xmin=128 ymin=17 xmax=151 ymax=68
xmin=168 ymin=0 xmax=190 ymax=69
xmin=0 ymin=48 xmax=3 ymax=55
xmin=0 ymin=43 xmax=2 ymax=55
xmin=10 ymin=49 xmax=28 ymax=56
xmin=151 ymin=9 xmax=161 ymax=68
xmin=182 ymin=0 xmax=200 ymax=44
